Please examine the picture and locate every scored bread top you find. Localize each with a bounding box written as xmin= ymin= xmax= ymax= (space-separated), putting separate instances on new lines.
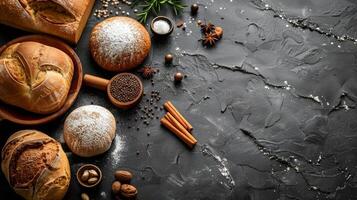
xmin=0 ymin=41 xmax=74 ymax=114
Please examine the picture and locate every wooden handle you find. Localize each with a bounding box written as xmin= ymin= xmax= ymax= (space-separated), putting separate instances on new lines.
xmin=84 ymin=74 xmax=110 ymax=91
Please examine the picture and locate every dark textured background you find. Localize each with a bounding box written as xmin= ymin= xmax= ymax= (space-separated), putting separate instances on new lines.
xmin=1 ymin=0 xmax=357 ymax=199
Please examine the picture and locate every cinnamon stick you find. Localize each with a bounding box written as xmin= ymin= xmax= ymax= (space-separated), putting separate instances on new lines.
xmin=160 ymin=118 xmax=195 ymax=148
xmin=164 ymin=102 xmax=187 ymax=130
xmin=165 ymin=113 xmax=197 ymax=144
xmin=164 ymin=101 xmax=193 ymax=132
xmin=168 ymin=101 xmax=193 ymax=131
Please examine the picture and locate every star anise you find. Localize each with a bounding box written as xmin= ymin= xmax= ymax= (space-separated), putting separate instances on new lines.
xmin=201 ymin=22 xmax=215 ymax=34
xmin=202 ymin=33 xmax=219 ymax=46
xmin=138 ymin=66 xmax=157 ymax=79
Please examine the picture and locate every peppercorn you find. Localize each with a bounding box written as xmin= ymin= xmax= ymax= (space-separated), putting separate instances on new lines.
xmin=109 ymin=74 xmax=141 ymax=103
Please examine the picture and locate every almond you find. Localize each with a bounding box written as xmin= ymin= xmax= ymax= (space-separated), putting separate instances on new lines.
xmin=81 ymin=193 xmax=90 ymax=200
xmin=120 ymin=184 xmax=137 ymax=198
xmin=87 ymin=177 xmax=98 ymax=185
xmin=81 ymin=170 xmax=89 ymax=182
xmin=115 ymin=170 xmax=133 ymax=183
xmin=88 ymin=169 xmax=98 ymax=177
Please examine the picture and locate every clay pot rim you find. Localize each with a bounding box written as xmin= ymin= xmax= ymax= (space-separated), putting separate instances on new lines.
xmin=107 ymin=73 xmax=143 ymax=110
xmin=76 ymin=164 xmax=102 ymax=188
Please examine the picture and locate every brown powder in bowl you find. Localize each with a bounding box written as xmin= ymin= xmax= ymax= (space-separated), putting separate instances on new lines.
xmin=109 ymin=74 xmax=141 ymax=103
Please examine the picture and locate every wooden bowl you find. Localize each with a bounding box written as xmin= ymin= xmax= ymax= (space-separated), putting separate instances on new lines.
xmin=0 ymin=35 xmax=83 ymax=125
xmin=76 ymin=164 xmax=102 ymax=188
xmin=107 ymin=73 xmax=143 ymax=109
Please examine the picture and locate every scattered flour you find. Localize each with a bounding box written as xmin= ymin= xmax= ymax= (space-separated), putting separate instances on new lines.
xmin=111 ymin=135 xmax=126 ymax=166
xmin=202 ymin=145 xmax=236 ymax=189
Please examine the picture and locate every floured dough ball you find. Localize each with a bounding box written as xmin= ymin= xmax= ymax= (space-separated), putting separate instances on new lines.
xmin=89 ymin=16 xmax=151 ymax=72
xmin=64 ymin=105 xmax=116 ymax=157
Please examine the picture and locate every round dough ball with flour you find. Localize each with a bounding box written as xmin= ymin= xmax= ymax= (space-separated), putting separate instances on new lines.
xmin=64 ymin=105 xmax=116 ymax=157
xmin=89 ymin=16 xmax=151 ymax=72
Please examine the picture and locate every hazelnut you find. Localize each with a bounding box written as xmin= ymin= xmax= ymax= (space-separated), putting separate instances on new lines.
xmin=174 ymin=72 xmax=183 ymax=82
xmin=115 ymin=170 xmax=133 ymax=183
xmin=81 ymin=170 xmax=89 ymax=182
xmin=87 ymin=177 xmax=98 ymax=185
xmin=112 ymin=181 xmax=122 ymax=194
xmin=120 ymin=184 xmax=138 ymax=198
xmin=191 ymin=3 xmax=199 ymax=15
xmin=81 ymin=193 xmax=90 ymax=200
xmin=165 ymin=54 xmax=173 ymax=63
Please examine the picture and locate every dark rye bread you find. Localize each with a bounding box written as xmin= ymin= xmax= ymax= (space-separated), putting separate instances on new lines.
xmin=8 ymin=138 xmax=58 ymax=188
xmin=1 ymin=130 xmax=70 ymax=200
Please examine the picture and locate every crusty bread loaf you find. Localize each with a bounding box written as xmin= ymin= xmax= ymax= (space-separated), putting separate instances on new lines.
xmin=89 ymin=17 xmax=151 ymax=72
xmin=64 ymin=105 xmax=116 ymax=157
xmin=0 ymin=41 xmax=74 ymax=114
xmin=0 ymin=0 xmax=95 ymax=43
xmin=1 ymin=130 xmax=71 ymax=200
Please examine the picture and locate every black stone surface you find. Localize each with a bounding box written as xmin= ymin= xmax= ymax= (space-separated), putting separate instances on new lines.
xmin=1 ymin=0 xmax=357 ymax=199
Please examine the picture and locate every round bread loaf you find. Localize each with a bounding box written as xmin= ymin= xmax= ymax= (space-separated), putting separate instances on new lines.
xmin=89 ymin=17 xmax=151 ymax=72
xmin=64 ymin=105 xmax=116 ymax=157
xmin=0 ymin=41 xmax=74 ymax=114
xmin=1 ymin=130 xmax=71 ymax=200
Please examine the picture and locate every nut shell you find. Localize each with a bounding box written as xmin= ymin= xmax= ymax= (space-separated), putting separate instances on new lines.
xmin=115 ymin=170 xmax=133 ymax=183
xmin=120 ymin=184 xmax=138 ymax=198
xmin=112 ymin=181 xmax=122 ymax=194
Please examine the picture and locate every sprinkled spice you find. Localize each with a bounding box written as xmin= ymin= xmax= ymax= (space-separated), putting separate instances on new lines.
xmin=109 ymin=74 xmax=141 ymax=103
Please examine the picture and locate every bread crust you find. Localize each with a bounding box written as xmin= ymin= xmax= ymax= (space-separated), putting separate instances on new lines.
xmin=1 ymin=130 xmax=70 ymax=200
xmin=0 ymin=41 xmax=74 ymax=114
xmin=0 ymin=0 xmax=95 ymax=43
xmin=89 ymin=17 xmax=151 ymax=72
xmin=64 ymin=105 xmax=116 ymax=157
